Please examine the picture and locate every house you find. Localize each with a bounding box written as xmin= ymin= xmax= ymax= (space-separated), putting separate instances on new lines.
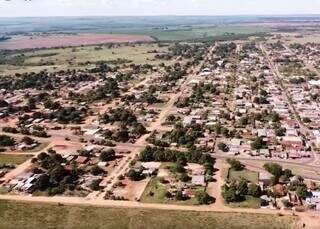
xmin=281 ymin=136 xmax=304 ymax=150
xmin=306 ymin=191 xmax=320 ymax=211
xmin=141 ymin=162 xmax=161 ymax=176
xmin=191 ymin=175 xmax=206 ymax=186
xmin=76 ymin=156 xmax=89 ymax=165
xmin=259 ymin=171 xmax=272 ymax=188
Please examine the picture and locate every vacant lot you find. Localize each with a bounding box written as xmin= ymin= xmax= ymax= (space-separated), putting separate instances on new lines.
xmin=0 ymin=34 xmax=154 ymax=50
xmin=0 ymin=154 xmax=32 ymax=165
xmin=228 ymin=169 xmax=259 ymax=184
xmin=0 ymin=200 xmax=296 ymax=229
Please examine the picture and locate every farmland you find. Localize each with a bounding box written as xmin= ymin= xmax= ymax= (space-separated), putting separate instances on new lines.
xmin=0 ymin=34 xmax=154 ymax=50
xmin=101 ymin=26 xmax=272 ymax=41
xmin=0 ymin=43 xmax=171 ymax=75
xmin=0 ymin=200 xmax=296 ymax=229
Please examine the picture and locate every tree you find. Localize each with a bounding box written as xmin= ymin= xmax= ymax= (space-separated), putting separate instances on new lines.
xmin=227 ymin=159 xmax=244 ymax=171
xmin=171 ymin=163 xmax=185 ymax=173
xmin=0 ymin=99 xmax=9 ymax=108
xmin=90 ymin=166 xmax=104 ymax=176
xmin=21 ymin=136 xmax=34 ymax=145
xmin=283 ymin=169 xmax=293 ymax=179
xmin=89 ymin=179 xmax=102 ymax=191
xmin=263 ymin=163 xmax=283 ymax=178
xmin=34 ymin=174 xmax=50 ymax=191
xmin=132 ymin=123 xmax=147 ymax=136
xmin=127 ymin=169 xmax=144 ymax=181
xmin=176 ymin=190 xmax=184 ymax=201
xmin=238 ymin=180 xmax=248 ymax=196
xmin=0 ymin=135 xmax=15 ymax=147
xmin=48 ymin=165 xmax=67 ymax=184
xmin=222 ymin=185 xmax=237 ymax=203
xmin=164 ymin=191 xmax=172 ymax=198
xmin=180 ymin=173 xmax=191 ymax=182
xmin=248 ymin=183 xmax=262 ymax=197
xmin=100 ymin=149 xmax=116 ymax=162
xmin=196 ymin=190 xmax=213 ymax=205
xmin=296 ymin=185 xmax=308 ymax=199
xmin=251 ymin=136 xmax=265 ymax=150
xmin=218 ymin=142 xmax=229 ymax=152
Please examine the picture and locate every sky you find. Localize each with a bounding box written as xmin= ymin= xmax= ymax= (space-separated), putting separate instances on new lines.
xmin=0 ymin=0 xmax=320 ymax=17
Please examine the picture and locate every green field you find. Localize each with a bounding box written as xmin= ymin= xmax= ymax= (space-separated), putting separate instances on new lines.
xmin=0 ymin=154 xmax=32 ymax=165
xmin=228 ymin=169 xmax=259 ymax=184
xmin=0 ymin=43 xmax=171 ymax=75
xmin=0 ymin=200 xmax=296 ymax=229
xmin=99 ymin=26 xmax=272 ymax=41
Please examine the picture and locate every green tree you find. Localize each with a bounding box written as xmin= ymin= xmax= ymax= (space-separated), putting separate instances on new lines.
xmin=296 ymin=185 xmax=308 ymax=199
xmin=263 ymin=163 xmax=283 ymax=178
xmin=100 ymin=149 xmax=116 ymax=162
xmin=196 ymin=190 xmax=213 ymax=205
xmin=248 ymin=183 xmax=262 ymax=197
xmin=227 ymin=159 xmax=244 ymax=171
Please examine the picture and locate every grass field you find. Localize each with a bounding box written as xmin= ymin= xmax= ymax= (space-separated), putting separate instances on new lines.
xmin=0 ymin=154 xmax=32 ymax=165
xmin=228 ymin=169 xmax=259 ymax=184
xmin=102 ymin=26 xmax=272 ymax=41
xmin=0 ymin=43 xmax=170 ymax=75
xmin=0 ymin=200 xmax=296 ymax=229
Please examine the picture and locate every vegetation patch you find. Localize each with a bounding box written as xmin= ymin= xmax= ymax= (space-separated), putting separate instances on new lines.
xmin=0 ymin=200 xmax=296 ymax=229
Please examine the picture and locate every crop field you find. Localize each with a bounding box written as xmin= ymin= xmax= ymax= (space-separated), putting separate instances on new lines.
xmin=0 ymin=43 xmax=171 ymax=75
xmin=0 ymin=200 xmax=296 ymax=229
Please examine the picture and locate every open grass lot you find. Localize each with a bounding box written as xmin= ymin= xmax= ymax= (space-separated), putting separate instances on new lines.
xmin=0 ymin=200 xmax=296 ymax=229
xmin=0 ymin=43 xmax=170 ymax=75
xmin=0 ymin=154 xmax=32 ymax=165
xmin=228 ymin=168 xmax=259 ymax=184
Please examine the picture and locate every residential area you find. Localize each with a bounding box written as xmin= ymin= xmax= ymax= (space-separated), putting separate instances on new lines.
xmin=0 ymin=34 xmax=320 ymax=225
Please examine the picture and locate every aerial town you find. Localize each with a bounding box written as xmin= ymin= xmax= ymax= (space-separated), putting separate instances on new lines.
xmin=1 ymin=13 xmax=320 ymax=229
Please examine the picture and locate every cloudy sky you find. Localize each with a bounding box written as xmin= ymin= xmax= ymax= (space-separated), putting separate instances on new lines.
xmin=0 ymin=0 xmax=320 ymax=17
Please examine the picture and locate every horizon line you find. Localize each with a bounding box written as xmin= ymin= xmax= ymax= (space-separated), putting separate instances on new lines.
xmin=1 ymin=13 xmax=320 ymax=19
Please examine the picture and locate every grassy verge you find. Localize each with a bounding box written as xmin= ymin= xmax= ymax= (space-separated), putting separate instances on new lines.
xmin=0 ymin=200 xmax=296 ymax=229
